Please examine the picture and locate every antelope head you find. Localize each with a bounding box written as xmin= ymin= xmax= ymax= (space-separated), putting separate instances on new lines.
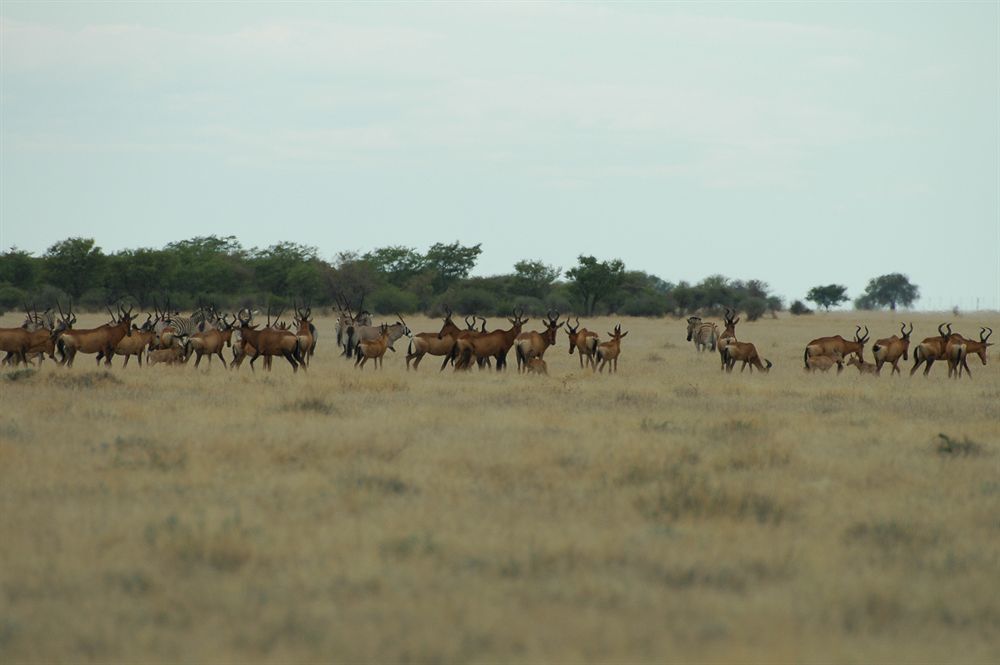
xmin=544 ymin=309 xmax=564 ymax=343
xmin=567 ymin=317 xmax=581 ymax=353
xmin=607 ymin=323 xmax=629 ymax=341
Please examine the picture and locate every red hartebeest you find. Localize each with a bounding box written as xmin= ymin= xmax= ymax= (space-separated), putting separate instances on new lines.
xmin=457 ymin=309 xmax=528 ymax=371
xmin=946 ymin=327 xmax=993 ymax=379
xmin=872 ymin=322 xmax=913 ymax=375
xmin=910 ymin=323 xmax=952 ymax=376
xmin=595 ymin=324 xmax=628 ymax=373
xmin=722 ymin=340 xmax=771 ymax=374
xmin=514 ymin=310 xmax=564 ymax=373
xmin=805 ymin=325 xmax=869 ymax=372
xmin=566 ymin=317 xmax=599 ymax=369
xmin=58 ymin=303 xmax=134 ymax=368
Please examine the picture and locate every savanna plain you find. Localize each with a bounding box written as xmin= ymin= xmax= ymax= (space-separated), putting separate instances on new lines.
xmin=1 ymin=310 xmax=998 ymax=664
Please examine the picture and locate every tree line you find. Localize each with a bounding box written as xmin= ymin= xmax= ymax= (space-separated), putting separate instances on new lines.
xmin=0 ymin=236 xmax=916 ymax=318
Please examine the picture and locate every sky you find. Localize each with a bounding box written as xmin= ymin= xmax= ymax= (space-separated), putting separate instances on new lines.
xmin=1 ymin=1 xmax=998 ymax=310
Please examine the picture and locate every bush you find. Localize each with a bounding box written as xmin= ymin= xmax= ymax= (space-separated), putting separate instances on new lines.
xmin=790 ymin=300 xmax=813 ymax=315
xmin=370 ymin=286 xmax=419 ymax=314
xmin=620 ymin=294 xmax=668 ymax=317
xmin=0 ymin=283 xmax=27 ymax=310
xmin=742 ymin=297 xmax=768 ymax=322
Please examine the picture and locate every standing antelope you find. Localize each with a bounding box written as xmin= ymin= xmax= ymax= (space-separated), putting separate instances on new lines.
xmin=113 ymin=314 xmax=157 ymax=367
xmin=406 ymin=306 xmax=462 ymax=371
xmin=872 ymin=323 xmax=913 ymax=375
xmin=355 ymin=324 xmax=391 ymax=370
xmin=514 ymin=310 xmax=564 ymax=373
xmin=716 ymin=308 xmax=739 ymax=370
xmin=595 ymin=324 xmax=628 ymax=373
xmin=946 ymin=327 xmax=992 ymax=379
xmin=910 ymin=324 xmax=952 ymax=376
xmin=686 ymin=316 xmax=718 ymax=352
xmin=805 ymin=326 xmax=869 ymax=371
xmin=188 ymin=314 xmax=235 ymax=368
xmin=237 ymin=307 xmax=304 ymax=373
xmin=292 ymin=302 xmax=317 ymax=367
xmin=458 ymin=309 xmax=528 ymax=371
xmin=722 ymin=340 xmax=771 ymax=373
xmin=566 ymin=318 xmax=599 ymax=369
xmin=58 ymin=303 xmax=134 ymax=368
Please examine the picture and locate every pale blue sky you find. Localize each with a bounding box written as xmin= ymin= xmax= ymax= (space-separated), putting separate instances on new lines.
xmin=1 ymin=1 xmax=997 ymax=310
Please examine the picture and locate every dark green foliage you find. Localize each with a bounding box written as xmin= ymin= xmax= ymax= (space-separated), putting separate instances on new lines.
xmin=806 ymin=284 xmax=849 ymax=311
xmin=856 ymin=273 xmax=919 ymax=311
xmin=790 ymin=300 xmax=813 ymax=315
xmin=1 ymin=237 xmax=787 ymax=317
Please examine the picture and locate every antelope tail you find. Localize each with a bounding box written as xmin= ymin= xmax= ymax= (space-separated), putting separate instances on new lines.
xmin=803 ymin=347 xmax=809 ymax=369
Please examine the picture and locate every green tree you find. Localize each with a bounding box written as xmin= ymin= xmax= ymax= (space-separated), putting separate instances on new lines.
xmin=252 ymin=242 xmax=319 ymax=294
xmin=856 ymin=273 xmax=919 ymax=311
xmin=511 ymin=259 xmax=560 ymax=299
xmin=105 ymin=248 xmax=179 ymax=305
xmin=806 ymin=284 xmax=849 ymax=311
xmin=424 ymin=241 xmax=482 ymax=293
xmin=43 ymin=237 xmax=106 ymax=299
xmin=0 ymin=247 xmax=39 ymax=289
xmin=363 ymin=246 xmax=426 ymax=285
xmin=565 ymin=255 xmax=626 ymax=315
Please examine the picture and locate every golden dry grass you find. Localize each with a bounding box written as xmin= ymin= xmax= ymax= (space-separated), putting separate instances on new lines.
xmin=1 ymin=310 xmax=999 ymax=663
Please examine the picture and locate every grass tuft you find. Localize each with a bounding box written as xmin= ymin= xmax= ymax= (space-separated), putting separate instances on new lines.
xmin=936 ymin=433 xmax=986 ymax=457
xmin=3 ymin=368 xmax=37 ymax=382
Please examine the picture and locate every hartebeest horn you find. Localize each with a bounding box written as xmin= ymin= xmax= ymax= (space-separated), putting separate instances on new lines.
xmin=981 ymin=327 xmax=993 ymax=343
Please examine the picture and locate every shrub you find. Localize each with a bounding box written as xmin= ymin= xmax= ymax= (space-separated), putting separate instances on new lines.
xmin=790 ymin=300 xmax=813 ymax=315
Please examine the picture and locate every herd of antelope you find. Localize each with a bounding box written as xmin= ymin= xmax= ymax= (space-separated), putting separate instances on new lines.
xmin=2 ymin=298 xmax=993 ymax=379
xmin=686 ymin=309 xmax=993 ymax=379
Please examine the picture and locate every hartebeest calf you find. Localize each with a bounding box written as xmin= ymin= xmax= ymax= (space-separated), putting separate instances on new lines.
xmin=355 ymin=324 xmax=391 ymax=370
xmin=566 ymin=318 xmax=599 ymax=369
xmin=595 ymin=324 xmax=628 ymax=373
xmin=526 ymin=357 xmax=548 ymax=375
xmin=722 ymin=341 xmax=771 ymax=373
xmin=804 ymin=351 xmax=843 ymax=373
xmin=872 ymin=322 xmax=913 ymax=375
xmin=910 ymin=323 xmax=952 ymax=376
xmin=805 ymin=325 xmax=869 ymax=372
xmin=514 ymin=310 xmax=564 ymax=373
xmin=946 ymin=327 xmax=992 ymax=379
xmin=846 ymin=356 xmax=878 ymax=375
xmin=686 ymin=316 xmax=718 ymax=353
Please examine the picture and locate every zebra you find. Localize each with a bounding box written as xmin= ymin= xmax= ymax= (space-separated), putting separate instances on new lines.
xmin=159 ymin=306 xmax=219 ymax=349
xmin=686 ymin=316 xmax=718 ymax=352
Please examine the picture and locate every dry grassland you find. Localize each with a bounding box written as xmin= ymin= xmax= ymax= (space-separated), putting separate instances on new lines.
xmin=1 ymin=311 xmax=999 ymax=663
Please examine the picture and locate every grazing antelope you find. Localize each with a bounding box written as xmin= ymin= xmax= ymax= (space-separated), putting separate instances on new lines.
xmin=188 ymin=314 xmax=235 ymax=368
xmin=716 ymin=308 xmax=739 ymax=370
xmin=686 ymin=316 xmax=718 ymax=352
xmin=457 ymin=309 xmax=528 ymax=371
xmin=355 ymin=324 xmax=391 ymax=370
xmin=526 ymin=357 xmax=548 ymax=375
xmin=845 ymin=356 xmax=878 ymax=375
xmin=58 ymin=303 xmax=134 ymax=368
xmin=514 ymin=310 xmax=564 ymax=373
xmin=872 ymin=323 xmax=913 ymax=375
xmin=595 ymin=324 xmax=628 ymax=373
xmin=910 ymin=323 xmax=952 ymax=376
xmin=237 ymin=307 xmax=305 ymax=373
xmin=722 ymin=341 xmax=772 ymax=373
xmin=805 ymin=325 xmax=869 ymax=372
xmin=804 ymin=351 xmax=843 ymax=373
xmin=946 ymin=327 xmax=992 ymax=379
xmin=566 ymin=317 xmax=599 ymax=369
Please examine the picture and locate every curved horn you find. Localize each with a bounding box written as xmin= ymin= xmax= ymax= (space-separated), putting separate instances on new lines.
xmin=854 ymin=325 xmax=862 ymax=341
xmin=938 ymin=323 xmax=947 ymax=337
xmin=981 ymin=327 xmax=992 ymax=343
xmin=860 ymin=326 xmax=869 ymax=343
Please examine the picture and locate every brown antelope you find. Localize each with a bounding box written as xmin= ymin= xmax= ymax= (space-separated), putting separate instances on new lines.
xmin=114 ymin=314 xmax=157 ymax=367
xmin=0 ymin=325 xmax=32 ymax=367
xmin=293 ymin=302 xmax=316 ymax=367
xmin=514 ymin=310 xmax=564 ymax=373
xmin=872 ymin=323 xmax=913 ymax=375
xmin=722 ymin=340 xmax=771 ymax=373
xmin=805 ymin=326 xmax=869 ymax=372
xmin=2 ymin=305 xmax=56 ymax=366
xmin=147 ymin=341 xmax=192 ymax=366
xmin=566 ymin=317 xmax=599 ymax=369
xmin=458 ymin=309 xmax=528 ymax=371
xmin=804 ymin=351 xmax=843 ymax=373
xmin=910 ymin=323 xmax=952 ymax=376
xmin=406 ymin=306 xmax=461 ymax=371
xmin=845 ymin=356 xmax=878 ymax=375
xmin=237 ymin=307 xmax=304 ymax=373
xmin=355 ymin=324 xmax=391 ymax=370
xmin=448 ymin=313 xmax=491 ymax=370
xmin=686 ymin=316 xmax=718 ymax=352
xmin=58 ymin=303 xmax=134 ymax=368
xmin=595 ymin=324 xmax=628 ymax=373
xmin=188 ymin=314 xmax=235 ymax=368
xmin=946 ymin=327 xmax=992 ymax=379
xmin=716 ymin=308 xmax=739 ymax=370
xmin=526 ymin=357 xmax=548 ymax=375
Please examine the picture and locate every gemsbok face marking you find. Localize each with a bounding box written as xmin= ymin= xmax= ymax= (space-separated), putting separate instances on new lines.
xmin=595 ymin=324 xmax=628 ymax=373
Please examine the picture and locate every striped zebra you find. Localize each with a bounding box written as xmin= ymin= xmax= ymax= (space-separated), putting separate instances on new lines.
xmin=686 ymin=316 xmax=718 ymax=352
xmin=159 ymin=308 xmax=217 ymax=348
